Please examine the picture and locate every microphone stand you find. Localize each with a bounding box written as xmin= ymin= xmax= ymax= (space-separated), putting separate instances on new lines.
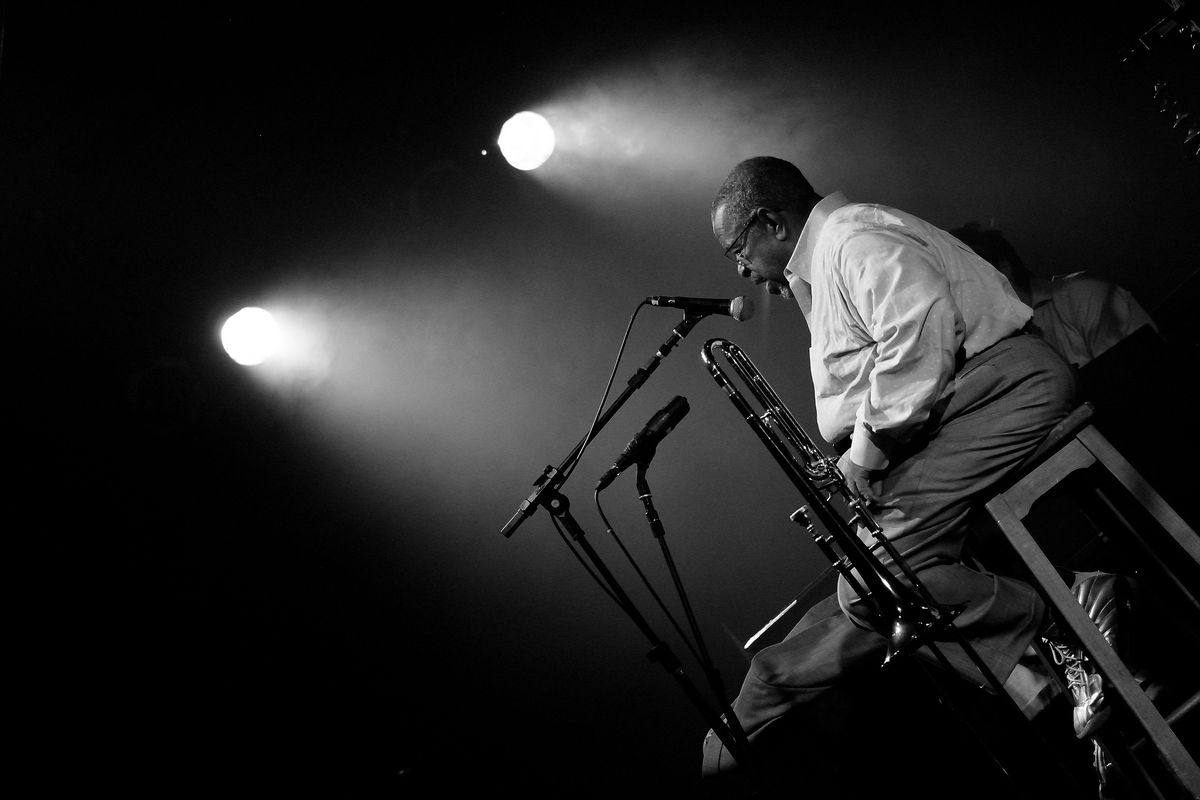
xmin=499 ymin=311 xmax=755 ymax=768
xmin=544 ymin=487 xmax=752 ymax=768
xmin=501 ymin=311 xmax=703 ymax=540
xmin=635 ymin=463 xmax=753 ymax=765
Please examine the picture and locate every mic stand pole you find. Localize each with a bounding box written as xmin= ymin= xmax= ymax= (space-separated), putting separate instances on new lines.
xmin=498 ymin=310 xmax=754 ymax=767
xmin=500 ymin=312 xmax=703 ymax=540
xmin=543 ymin=488 xmax=754 ymax=769
xmin=635 ymin=463 xmax=753 ymax=763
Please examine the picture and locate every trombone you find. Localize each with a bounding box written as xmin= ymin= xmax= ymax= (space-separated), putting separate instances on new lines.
xmin=700 ymin=337 xmax=958 ymax=663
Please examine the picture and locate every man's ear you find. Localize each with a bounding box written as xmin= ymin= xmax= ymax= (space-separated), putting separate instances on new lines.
xmin=758 ymin=208 xmax=790 ymax=241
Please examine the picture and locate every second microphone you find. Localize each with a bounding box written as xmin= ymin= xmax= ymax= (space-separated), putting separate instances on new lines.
xmin=595 ymin=396 xmax=691 ymax=491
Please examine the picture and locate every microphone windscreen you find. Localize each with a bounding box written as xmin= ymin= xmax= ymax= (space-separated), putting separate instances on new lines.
xmin=730 ymin=296 xmax=755 ymax=322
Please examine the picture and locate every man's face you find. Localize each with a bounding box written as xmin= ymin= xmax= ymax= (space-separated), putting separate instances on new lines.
xmin=713 ymin=202 xmax=788 ymax=293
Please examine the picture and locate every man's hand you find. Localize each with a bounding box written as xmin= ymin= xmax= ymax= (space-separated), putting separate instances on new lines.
xmin=837 ymin=452 xmax=880 ymax=507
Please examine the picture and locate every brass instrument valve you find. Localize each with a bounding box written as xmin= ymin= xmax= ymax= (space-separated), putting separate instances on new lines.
xmin=789 ymin=506 xmax=812 ymax=528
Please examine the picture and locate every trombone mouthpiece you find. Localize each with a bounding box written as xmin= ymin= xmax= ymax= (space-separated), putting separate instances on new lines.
xmin=730 ymin=296 xmax=755 ymax=322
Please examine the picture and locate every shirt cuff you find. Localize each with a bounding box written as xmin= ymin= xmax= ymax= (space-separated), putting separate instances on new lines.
xmin=849 ymin=420 xmax=896 ymax=471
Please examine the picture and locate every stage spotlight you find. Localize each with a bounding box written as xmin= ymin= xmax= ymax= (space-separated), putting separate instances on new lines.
xmin=221 ymin=306 xmax=279 ymax=366
xmin=497 ymin=111 xmax=556 ymax=170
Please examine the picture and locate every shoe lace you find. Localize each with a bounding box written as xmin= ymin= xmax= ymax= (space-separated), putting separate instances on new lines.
xmin=1046 ymin=639 xmax=1090 ymax=695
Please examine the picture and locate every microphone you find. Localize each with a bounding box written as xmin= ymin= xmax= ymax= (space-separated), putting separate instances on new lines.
xmin=595 ymin=396 xmax=690 ymax=492
xmin=647 ymin=296 xmax=755 ymax=322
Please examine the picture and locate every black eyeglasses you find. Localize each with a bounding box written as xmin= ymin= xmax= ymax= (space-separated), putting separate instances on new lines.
xmin=723 ymin=209 xmax=762 ymax=264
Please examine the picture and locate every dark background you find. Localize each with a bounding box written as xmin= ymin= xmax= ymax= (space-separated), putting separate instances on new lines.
xmin=7 ymin=3 xmax=1198 ymax=797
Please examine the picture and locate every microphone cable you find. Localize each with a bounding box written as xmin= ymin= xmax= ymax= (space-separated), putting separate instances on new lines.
xmin=546 ymin=300 xmax=650 ymax=608
xmin=559 ymin=300 xmax=648 ymax=483
xmin=593 ymin=486 xmax=706 ymax=668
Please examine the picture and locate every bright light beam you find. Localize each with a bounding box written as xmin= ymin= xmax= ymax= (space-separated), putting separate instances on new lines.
xmin=221 ymin=306 xmax=280 ymax=366
xmin=497 ymin=111 xmax=556 ymax=171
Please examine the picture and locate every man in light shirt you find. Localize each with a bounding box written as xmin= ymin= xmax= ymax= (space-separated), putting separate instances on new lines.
xmin=702 ymin=157 xmax=1123 ymax=784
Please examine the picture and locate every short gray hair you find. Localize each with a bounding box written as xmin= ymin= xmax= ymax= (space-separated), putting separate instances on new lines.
xmin=711 ymin=156 xmax=816 ymax=227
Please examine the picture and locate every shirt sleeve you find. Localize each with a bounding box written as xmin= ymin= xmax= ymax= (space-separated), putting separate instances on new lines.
xmin=839 ymin=228 xmax=964 ymax=470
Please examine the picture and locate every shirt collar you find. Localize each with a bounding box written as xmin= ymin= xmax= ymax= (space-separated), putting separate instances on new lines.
xmin=784 ymin=191 xmax=850 ymax=285
xmin=784 ymin=191 xmax=849 ymax=318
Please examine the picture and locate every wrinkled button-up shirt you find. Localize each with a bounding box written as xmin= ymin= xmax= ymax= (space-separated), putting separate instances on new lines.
xmin=785 ymin=192 xmax=1032 ymax=470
